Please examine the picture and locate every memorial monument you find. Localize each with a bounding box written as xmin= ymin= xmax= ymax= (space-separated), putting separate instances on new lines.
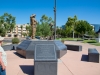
xmin=96 ymin=27 xmax=100 ymax=43
xmin=30 ymin=14 xmax=37 ymax=39
xmin=16 ymin=40 xmax=67 ymax=75
xmin=16 ymin=40 xmax=67 ymax=59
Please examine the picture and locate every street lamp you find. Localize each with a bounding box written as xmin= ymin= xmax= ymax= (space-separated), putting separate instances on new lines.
xmin=54 ymin=0 xmax=56 ymax=40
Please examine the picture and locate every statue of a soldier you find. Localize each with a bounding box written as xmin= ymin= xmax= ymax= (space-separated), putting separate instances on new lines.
xmin=30 ymin=14 xmax=37 ymax=39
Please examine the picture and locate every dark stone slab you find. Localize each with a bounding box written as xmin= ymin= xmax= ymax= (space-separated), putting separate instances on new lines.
xmin=2 ymin=44 xmax=18 ymax=51
xmin=26 ymin=40 xmax=67 ymax=51
xmin=34 ymin=62 xmax=57 ymax=75
xmin=34 ymin=44 xmax=57 ymax=61
xmin=88 ymin=48 xmax=100 ymax=63
xmin=65 ymin=44 xmax=82 ymax=51
xmin=57 ymin=50 xmax=67 ymax=58
xmin=16 ymin=40 xmax=67 ymax=59
xmin=54 ymin=40 xmax=67 ymax=50
xmin=17 ymin=40 xmax=32 ymax=50
xmin=25 ymin=51 xmax=34 ymax=59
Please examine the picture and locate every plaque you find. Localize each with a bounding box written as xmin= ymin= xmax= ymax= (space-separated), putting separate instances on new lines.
xmin=34 ymin=44 xmax=57 ymax=61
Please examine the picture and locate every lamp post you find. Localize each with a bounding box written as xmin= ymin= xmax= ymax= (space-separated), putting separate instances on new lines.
xmin=54 ymin=0 xmax=56 ymax=40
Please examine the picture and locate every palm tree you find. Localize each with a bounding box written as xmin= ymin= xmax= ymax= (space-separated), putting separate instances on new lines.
xmin=20 ymin=25 xmax=23 ymax=37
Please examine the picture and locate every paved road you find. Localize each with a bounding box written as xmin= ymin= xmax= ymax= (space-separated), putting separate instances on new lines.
xmin=3 ymin=37 xmax=26 ymax=43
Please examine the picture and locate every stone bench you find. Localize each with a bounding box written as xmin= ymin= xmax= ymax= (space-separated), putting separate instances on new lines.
xmin=65 ymin=44 xmax=82 ymax=51
xmin=88 ymin=48 xmax=100 ymax=63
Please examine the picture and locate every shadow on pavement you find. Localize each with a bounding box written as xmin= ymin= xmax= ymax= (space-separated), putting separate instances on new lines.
xmin=13 ymin=52 xmax=25 ymax=58
xmin=81 ymin=54 xmax=88 ymax=62
xmin=20 ymin=65 xmax=34 ymax=75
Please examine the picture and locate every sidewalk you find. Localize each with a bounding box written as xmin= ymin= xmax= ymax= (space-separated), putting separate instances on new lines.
xmin=6 ymin=41 xmax=100 ymax=75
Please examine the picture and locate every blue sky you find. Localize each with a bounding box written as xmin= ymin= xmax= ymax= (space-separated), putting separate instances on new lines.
xmin=0 ymin=0 xmax=100 ymax=27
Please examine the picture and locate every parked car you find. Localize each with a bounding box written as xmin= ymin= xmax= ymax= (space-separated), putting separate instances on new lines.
xmin=35 ymin=36 xmax=40 ymax=39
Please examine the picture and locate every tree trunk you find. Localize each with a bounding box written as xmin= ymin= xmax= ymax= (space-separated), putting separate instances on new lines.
xmin=73 ymin=31 xmax=74 ymax=38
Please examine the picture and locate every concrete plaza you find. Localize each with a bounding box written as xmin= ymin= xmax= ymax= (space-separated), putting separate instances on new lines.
xmin=6 ymin=41 xmax=100 ymax=75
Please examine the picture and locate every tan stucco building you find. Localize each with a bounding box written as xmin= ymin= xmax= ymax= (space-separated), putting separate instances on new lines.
xmin=6 ymin=24 xmax=28 ymax=37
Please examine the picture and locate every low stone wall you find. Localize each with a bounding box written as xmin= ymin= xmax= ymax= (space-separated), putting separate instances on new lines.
xmin=2 ymin=44 xmax=18 ymax=51
xmin=65 ymin=44 xmax=82 ymax=51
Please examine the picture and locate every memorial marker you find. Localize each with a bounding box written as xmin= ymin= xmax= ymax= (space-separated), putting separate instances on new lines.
xmin=35 ymin=44 xmax=57 ymax=61
xmin=34 ymin=44 xmax=57 ymax=75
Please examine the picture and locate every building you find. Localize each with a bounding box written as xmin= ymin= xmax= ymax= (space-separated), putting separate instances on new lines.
xmin=6 ymin=24 xmax=28 ymax=37
xmin=61 ymin=25 xmax=66 ymax=29
xmin=91 ymin=24 xmax=100 ymax=32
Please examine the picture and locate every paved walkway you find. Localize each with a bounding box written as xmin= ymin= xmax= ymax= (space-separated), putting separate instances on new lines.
xmin=6 ymin=41 xmax=100 ymax=75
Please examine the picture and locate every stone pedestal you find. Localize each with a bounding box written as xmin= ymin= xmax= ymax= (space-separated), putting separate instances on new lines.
xmin=34 ymin=62 xmax=57 ymax=75
xmin=88 ymin=48 xmax=100 ymax=63
xmin=16 ymin=40 xmax=67 ymax=59
xmin=34 ymin=44 xmax=57 ymax=75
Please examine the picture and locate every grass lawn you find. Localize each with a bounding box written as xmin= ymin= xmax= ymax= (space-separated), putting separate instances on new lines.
xmin=82 ymin=40 xmax=100 ymax=46
xmin=82 ymin=40 xmax=97 ymax=43
xmin=56 ymin=38 xmax=83 ymax=43
xmin=90 ymin=43 xmax=100 ymax=46
xmin=57 ymin=38 xmax=83 ymax=41
xmin=57 ymin=38 xmax=100 ymax=46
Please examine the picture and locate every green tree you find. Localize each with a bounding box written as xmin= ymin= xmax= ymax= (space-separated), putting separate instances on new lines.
xmin=28 ymin=25 xmax=32 ymax=37
xmin=65 ymin=26 xmax=72 ymax=37
xmin=26 ymin=25 xmax=29 ymax=36
xmin=40 ymin=22 xmax=51 ymax=37
xmin=3 ymin=13 xmax=16 ymax=33
xmin=36 ymin=22 xmax=42 ymax=36
xmin=39 ymin=15 xmax=54 ymax=38
xmin=65 ymin=15 xmax=78 ymax=38
xmin=56 ymin=28 xmax=61 ymax=38
xmin=75 ymin=20 xmax=92 ymax=38
xmin=61 ymin=29 xmax=67 ymax=38
xmin=0 ymin=13 xmax=16 ymax=36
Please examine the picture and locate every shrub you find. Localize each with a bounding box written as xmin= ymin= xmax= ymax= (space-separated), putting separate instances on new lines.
xmin=12 ymin=37 xmax=20 ymax=44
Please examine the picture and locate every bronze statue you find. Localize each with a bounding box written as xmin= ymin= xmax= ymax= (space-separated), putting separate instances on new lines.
xmin=48 ymin=23 xmax=54 ymax=40
xmin=30 ymin=14 xmax=37 ymax=39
